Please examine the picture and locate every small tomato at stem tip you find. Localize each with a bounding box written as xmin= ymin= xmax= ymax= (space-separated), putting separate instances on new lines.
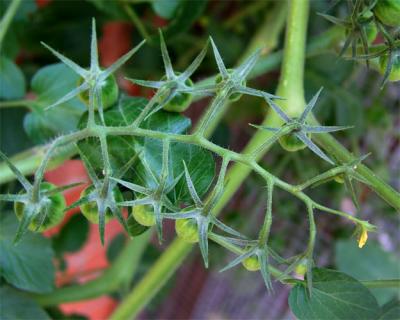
xmin=295 ymin=259 xmax=308 ymax=277
xmin=14 ymin=182 xmax=66 ymax=232
xmin=334 ymin=174 xmax=345 ymax=184
xmin=379 ymin=52 xmax=400 ymax=82
xmin=160 ymin=75 xmax=194 ymax=113
xmin=373 ymin=0 xmax=400 ymax=27
xmin=79 ymin=185 xmax=123 ymax=224
xmin=175 ymin=218 xmax=199 ymax=243
xmin=131 ymin=203 xmax=156 ymax=227
xmin=242 ymin=255 xmax=260 ymax=271
xmin=215 ymin=69 xmax=246 ymax=102
xmin=278 ymin=132 xmax=311 ymax=152
xmin=77 ymin=74 xmax=119 ymax=110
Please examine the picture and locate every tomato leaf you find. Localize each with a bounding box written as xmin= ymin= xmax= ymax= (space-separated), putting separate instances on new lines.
xmin=288 ymin=268 xmax=380 ymax=320
xmin=0 ymin=56 xmax=26 ymax=100
xmin=0 ymin=285 xmax=50 ymax=320
xmin=379 ymin=300 xmax=400 ymax=320
xmin=152 ymin=0 xmax=180 ymax=19
xmin=127 ymin=214 xmax=150 ymax=237
xmin=53 ymin=214 xmax=89 ymax=254
xmin=0 ymin=214 xmax=55 ymax=293
xmin=160 ymin=0 xmax=207 ymax=39
xmin=77 ymin=96 xmax=215 ymax=203
xmin=23 ymin=63 xmax=86 ymax=143
xmin=335 ymin=240 xmax=400 ymax=305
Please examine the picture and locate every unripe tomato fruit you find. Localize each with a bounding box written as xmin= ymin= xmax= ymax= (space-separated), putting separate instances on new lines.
xmin=334 ymin=173 xmax=345 ymax=184
xmin=278 ymin=133 xmax=310 ymax=152
xmin=160 ymin=75 xmax=194 ymax=113
xmin=364 ymin=23 xmax=378 ymax=44
xmin=77 ymin=74 xmax=119 ymax=110
xmin=215 ymin=69 xmax=246 ymax=102
xmin=131 ymin=203 xmax=155 ymax=227
xmin=242 ymin=255 xmax=260 ymax=271
xmin=175 ymin=218 xmax=199 ymax=243
xmin=379 ymin=52 xmax=400 ymax=82
xmin=295 ymin=259 xmax=308 ymax=277
xmin=14 ymin=182 xmax=66 ymax=232
xmin=79 ymin=185 xmax=123 ymax=224
xmin=373 ymin=0 xmax=400 ymax=27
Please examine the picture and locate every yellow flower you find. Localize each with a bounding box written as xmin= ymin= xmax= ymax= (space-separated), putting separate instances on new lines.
xmin=358 ymin=228 xmax=368 ymax=248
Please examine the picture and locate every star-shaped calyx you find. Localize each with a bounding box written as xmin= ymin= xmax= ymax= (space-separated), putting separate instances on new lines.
xmin=162 ymin=158 xmax=247 ymax=268
xmin=127 ymin=30 xmax=212 ymax=123
xmin=66 ymin=151 xmax=140 ymax=244
xmin=299 ymin=154 xmax=371 ymax=209
xmin=209 ymin=38 xmax=280 ymax=101
xmin=41 ymin=18 xmax=145 ymax=126
xmin=253 ymin=88 xmax=352 ymax=165
xmin=0 ymin=151 xmax=80 ymax=243
xmin=111 ymin=140 xmax=181 ymax=242
xmin=318 ymin=0 xmax=378 ymax=66
xmin=194 ymin=38 xmax=281 ymax=136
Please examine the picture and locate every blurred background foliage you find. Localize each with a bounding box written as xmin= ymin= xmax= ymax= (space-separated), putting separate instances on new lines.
xmin=0 ymin=0 xmax=399 ymax=319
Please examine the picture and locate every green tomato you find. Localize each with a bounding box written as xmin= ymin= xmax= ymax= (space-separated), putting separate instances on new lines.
xmin=175 ymin=218 xmax=199 ymax=243
xmin=364 ymin=22 xmax=378 ymax=44
xmin=14 ymin=182 xmax=66 ymax=232
xmin=79 ymin=185 xmax=123 ymax=224
xmin=78 ymin=74 xmax=119 ymax=110
xmin=295 ymin=259 xmax=308 ymax=277
xmin=242 ymin=255 xmax=260 ymax=271
xmin=161 ymin=75 xmax=194 ymax=113
xmin=333 ymin=173 xmax=345 ymax=184
xmin=215 ymin=69 xmax=246 ymax=102
xmin=379 ymin=52 xmax=400 ymax=82
xmin=373 ymin=0 xmax=400 ymax=27
xmin=131 ymin=203 xmax=155 ymax=227
xmin=278 ymin=132 xmax=310 ymax=152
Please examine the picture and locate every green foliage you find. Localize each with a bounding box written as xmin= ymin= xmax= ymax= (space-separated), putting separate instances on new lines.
xmin=289 ymin=268 xmax=381 ymax=320
xmin=0 ymin=215 xmax=55 ymax=293
xmin=335 ymin=239 xmax=400 ymax=305
xmin=0 ymin=285 xmax=50 ymax=320
xmin=24 ymin=63 xmax=86 ymax=144
xmin=0 ymin=56 xmax=25 ymax=100
xmin=52 ymin=214 xmax=89 ymax=254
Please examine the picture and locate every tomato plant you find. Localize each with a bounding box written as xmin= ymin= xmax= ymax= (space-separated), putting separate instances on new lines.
xmin=0 ymin=1 xmax=399 ymax=320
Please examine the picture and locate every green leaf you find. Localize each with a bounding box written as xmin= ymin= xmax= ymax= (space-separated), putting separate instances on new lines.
xmin=143 ymin=139 xmax=215 ymax=202
xmin=0 ymin=285 xmax=50 ymax=320
xmin=23 ymin=63 xmax=86 ymax=143
xmin=106 ymin=233 xmax=126 ymax=263
xmin=53 ymin=215 xmax=89 ymax=254
xmin=0 ymin=56 xmax=26 ymax=100
xmin=335 ymin=240 xmax=400 ymax=305
xmin=152 ymin=0 xmax=180 ymax=19
xmin=77 ymin=96 xmax=215 ymax=202
xmin=85 ymin=0 xmax=127 ymax=19
xmin=289 ymin=268 xmax=380 ymax=320
xmin=127 ymin=214 xmax=150 ymax=237
xmin=379 ymin=300 xmax=400 ymax=320
xmin=0 ymin=215 xmax=55 ymax=293
xmin=160 ymin=0 xmax=207 ymax=39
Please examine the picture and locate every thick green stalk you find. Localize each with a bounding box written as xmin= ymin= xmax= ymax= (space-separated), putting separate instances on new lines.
xmin=0 ymin=0 xmax=22 ymax=52
xmin=33 ymin=231 xmax=151 ymax=306
xmin=110 ymin=1 xmax=310 ymax=317
xmin=0 ymin=145 xmax=77 ymax=185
